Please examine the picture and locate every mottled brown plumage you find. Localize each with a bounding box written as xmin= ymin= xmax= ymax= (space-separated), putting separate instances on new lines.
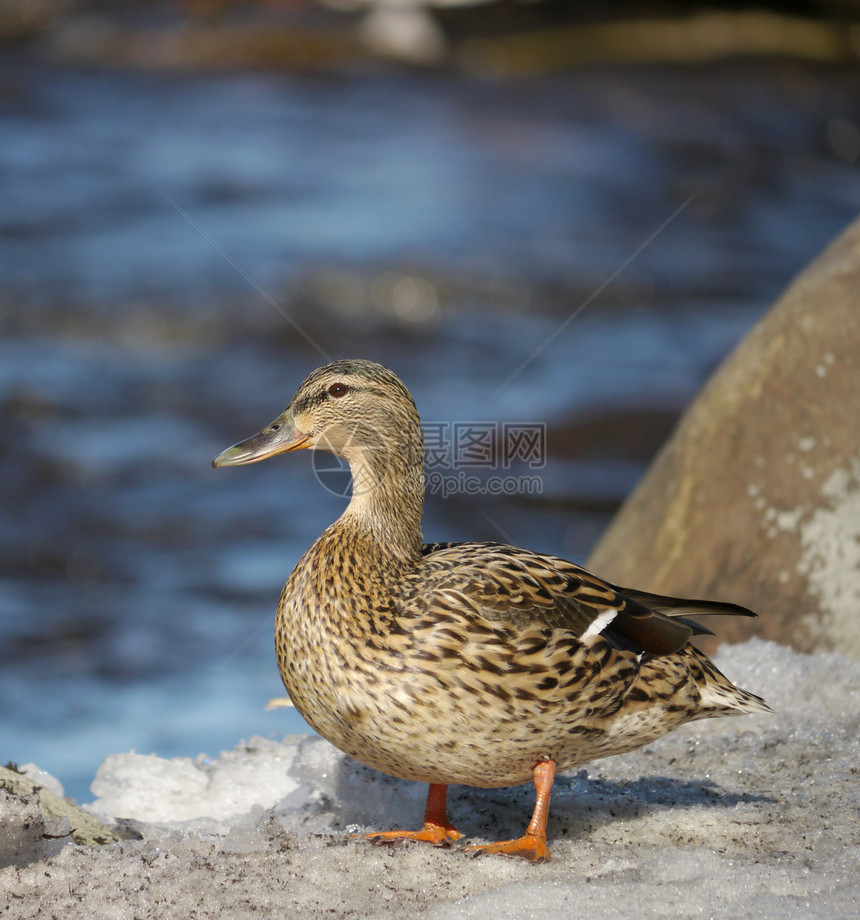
xmin=213 ymin=359 xmax=771 ymax=862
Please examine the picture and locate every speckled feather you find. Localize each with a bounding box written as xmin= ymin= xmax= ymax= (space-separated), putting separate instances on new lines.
xmin=276 ymin=527 xmax=769 ymax=788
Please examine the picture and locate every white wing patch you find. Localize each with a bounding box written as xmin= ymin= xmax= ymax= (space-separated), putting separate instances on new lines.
xmin=580 ymin=608 xmax=619 ymax=640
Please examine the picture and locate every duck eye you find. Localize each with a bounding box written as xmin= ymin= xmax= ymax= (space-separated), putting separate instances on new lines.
xmin=328 ymin=382 xmax=348 ymax=398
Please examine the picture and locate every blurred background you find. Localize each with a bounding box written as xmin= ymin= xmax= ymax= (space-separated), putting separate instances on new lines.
xmin=1 ymin=0 xmax=859 ymax=802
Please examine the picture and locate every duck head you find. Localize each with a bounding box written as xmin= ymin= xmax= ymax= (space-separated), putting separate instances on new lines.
xmin=213 ymin=359 xmax=425 ymax=505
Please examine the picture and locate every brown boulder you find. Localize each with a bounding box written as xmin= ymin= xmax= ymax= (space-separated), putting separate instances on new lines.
xmin=588 ymin=216 xmax=860 ymax=658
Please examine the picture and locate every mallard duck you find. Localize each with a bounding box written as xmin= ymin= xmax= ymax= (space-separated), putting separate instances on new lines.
xmin=213 ymin=359 xmax=770 ymax=862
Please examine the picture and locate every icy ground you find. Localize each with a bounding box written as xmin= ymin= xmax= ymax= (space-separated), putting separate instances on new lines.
xmin=1 ymin=640 xmax=858 ymax=919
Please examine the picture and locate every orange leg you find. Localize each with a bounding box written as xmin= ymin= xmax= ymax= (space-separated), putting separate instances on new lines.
xmin=364 ymin=783 xmax=463 ymax=848
xmin=465 ymin=760 xmax=555 ymax=863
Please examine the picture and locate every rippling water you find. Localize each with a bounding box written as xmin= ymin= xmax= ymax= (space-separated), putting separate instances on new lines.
xmin=2 ymin=58 xmax=858 ymax=800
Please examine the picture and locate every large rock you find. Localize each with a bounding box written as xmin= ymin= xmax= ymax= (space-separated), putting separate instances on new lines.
xmin=589 ymin=216 xmax=860 ymax=658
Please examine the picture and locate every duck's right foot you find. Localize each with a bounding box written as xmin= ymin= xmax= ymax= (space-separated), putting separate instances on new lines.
xmin=363 ymin=818 xmax=463 ymax=849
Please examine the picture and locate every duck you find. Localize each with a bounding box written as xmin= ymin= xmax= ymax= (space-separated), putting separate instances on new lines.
xmin=213 ymin=358 xmax=770 ymax=862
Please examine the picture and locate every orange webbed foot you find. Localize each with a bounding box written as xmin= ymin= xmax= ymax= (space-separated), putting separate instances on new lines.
xmin=463 ymin=760 xmax=556 ymax=863
xmin=364 ymin=820 xmax=463 ymax=849
xmin=358 ymin=783 xmax=462 ymax=849
xmin=464 ymin=833 xmax=550 ymax=863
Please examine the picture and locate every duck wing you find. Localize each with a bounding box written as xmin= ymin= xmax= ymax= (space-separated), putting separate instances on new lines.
xmin=418 ymin=542 xmax=756 ymax=657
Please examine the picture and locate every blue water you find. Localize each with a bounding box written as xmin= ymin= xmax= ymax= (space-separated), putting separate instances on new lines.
xmin=2 ymin=59 xmax=859 ymax=801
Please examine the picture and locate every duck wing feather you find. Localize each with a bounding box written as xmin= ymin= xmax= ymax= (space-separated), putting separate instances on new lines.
xmin=418 ymin=542 xmax=756 ymax=657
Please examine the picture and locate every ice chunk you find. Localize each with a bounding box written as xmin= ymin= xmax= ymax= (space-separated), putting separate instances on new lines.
xmin=219 ymin=806 xmax=269 ymax=854
xmin=88 ymin=735 xmax=300 ymax=832
xmin=19 ymin=763 xmax=65 ymax=798
xmin=0 ymin=788 xmax=73 ymax=868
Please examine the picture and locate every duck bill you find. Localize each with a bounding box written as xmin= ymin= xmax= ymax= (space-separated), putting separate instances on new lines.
xmin=212 ymin=408 xmax=310 ymax=468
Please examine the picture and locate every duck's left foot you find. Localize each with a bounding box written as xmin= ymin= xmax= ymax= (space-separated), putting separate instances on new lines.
xmin=464 ymin=834 xmax=550 ymax=863
xmin=464 ymin=759 xmax=556 ymax=863
xmin=365 ymin=820 xmax=463 ymax=849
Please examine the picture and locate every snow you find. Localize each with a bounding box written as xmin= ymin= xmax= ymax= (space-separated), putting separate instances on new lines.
xmin=2 ymin=640 xmax=859 ymax=919
xmin=88 ymin=736 xmax=304 ymax=832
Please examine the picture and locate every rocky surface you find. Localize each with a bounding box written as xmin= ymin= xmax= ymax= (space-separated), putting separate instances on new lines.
xmin=0 ymin=765 xmax=119 ymax=853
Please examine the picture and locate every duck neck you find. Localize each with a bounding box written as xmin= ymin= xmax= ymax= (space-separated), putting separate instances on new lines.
xmin=339 ymin=441 xmax=425 ymax=562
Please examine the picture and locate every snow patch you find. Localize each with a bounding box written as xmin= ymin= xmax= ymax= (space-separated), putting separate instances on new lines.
xmin=88 ymin=735 xmax=302 ymax=831
xmin=2 ymin=641 xmax=858 ymax=919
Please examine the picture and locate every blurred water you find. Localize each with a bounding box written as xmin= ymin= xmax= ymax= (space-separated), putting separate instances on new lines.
xmin=1 ymin=58 xmax=859 ymax=801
